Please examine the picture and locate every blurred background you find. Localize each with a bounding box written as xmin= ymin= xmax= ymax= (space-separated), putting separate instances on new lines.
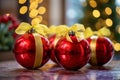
xmin=0 ymin=0 xmax=120 ymax=61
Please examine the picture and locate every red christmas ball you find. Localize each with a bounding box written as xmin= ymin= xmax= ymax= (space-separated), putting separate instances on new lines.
xmin=87 ymin=36 xmax=114 ymax=66
xmin=49 ymin=35 xmax=60 ymax=64
xmin=13 ymin=33 xmax=50 ymax=69
xmin=55 ymin=33 xmax=91 ymax=70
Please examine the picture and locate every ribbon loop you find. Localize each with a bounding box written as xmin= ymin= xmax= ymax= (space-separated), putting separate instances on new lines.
xmin=33 ymin=24 xmax=48 ymax=36
xmin=84 ymin=27 xmax=111 ymax=38
xmin=15 ymin=22 xmax=32 ymax=34
xmin=70 ymin=24 xmax=85 ymax=32
xmin=15 ymin=22 xmax=48 ymax=36
xmin=47 ymin=25 xmax=57 ymax=34
xmin=55 ymin=25 xmax=69 ymax=37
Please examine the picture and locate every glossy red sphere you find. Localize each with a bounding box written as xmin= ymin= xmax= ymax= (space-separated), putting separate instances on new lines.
xmin=55 ymin=35 xmax=91 ymax=70
xmin=13 ymin=33 xmax=50 ymax=69
xmin=49 ymin=35 xmax=59 ymax=64
xmin=87 ymin=36 xmax=114 ymax=66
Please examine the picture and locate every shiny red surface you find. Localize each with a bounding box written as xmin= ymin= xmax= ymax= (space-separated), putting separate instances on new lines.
xmin=49 ymin=35 xmax=59 ymax=64
xmin=55 ymin=36 xmax=91 ymax=70
xmin=87 ymin=36 xmax=114 ymax=66
xmin=13 ymin=33 xmax=50 ymax=69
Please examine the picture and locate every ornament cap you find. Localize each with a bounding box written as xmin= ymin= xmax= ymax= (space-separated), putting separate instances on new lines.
xmin=69 ymin=31 xmax=75 ymax=36
xmin=28 ymin=28 xmax=36 ymax=33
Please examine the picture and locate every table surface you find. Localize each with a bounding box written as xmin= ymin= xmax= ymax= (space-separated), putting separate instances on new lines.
xmin=0 ymin=60 xmax=120 ymax=80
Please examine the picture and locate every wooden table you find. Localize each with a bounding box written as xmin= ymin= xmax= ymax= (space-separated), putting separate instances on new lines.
xmin=0 ymin=60 xmax=120 ymax=80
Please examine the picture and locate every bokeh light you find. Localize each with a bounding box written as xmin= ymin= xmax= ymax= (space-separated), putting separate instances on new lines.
xmin=92 ymin=10 xmax=100 ymax=18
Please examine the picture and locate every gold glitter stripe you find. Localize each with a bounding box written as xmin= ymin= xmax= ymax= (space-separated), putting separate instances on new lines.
xmin=33 ymin=33 xmax=43 ymax=68
xmin=90 ymin=38 xmax=97 ymax=65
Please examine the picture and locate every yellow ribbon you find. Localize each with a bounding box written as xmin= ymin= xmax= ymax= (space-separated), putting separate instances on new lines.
xmin=15 ymin=22 xmax=48 ymax=36
xmin=84 ymin=27 xmax=111 ymax=38
xmin=89 ymin=36 xmax=98 ymax=65
xmin=33 ymin=33 xmax=43 ymax=68
xmin=47 ymin=25 xmax=57 ymax=35
xmin=55 ymin=23 xmax=85 ymax=42
xmin=47 ymin=25 xmax=69 ymax=36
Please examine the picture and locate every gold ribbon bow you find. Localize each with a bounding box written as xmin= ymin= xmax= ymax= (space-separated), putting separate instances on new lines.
xmin=15 ymin=22 xmax=48 ymax=36
xmin=56 ymin=23 xmax=85 ymax=42
xmin=84 ymin=27 xmax=111 ymax=38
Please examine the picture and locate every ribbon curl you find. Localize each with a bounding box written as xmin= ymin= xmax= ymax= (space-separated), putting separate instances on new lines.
xmin=84 ymin=27 xmax=111 ymax=38
xmin=15 ymin=22 xmax=48 ymax=36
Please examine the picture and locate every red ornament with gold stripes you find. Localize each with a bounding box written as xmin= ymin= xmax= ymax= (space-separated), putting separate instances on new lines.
xmin=55 ymin=31 xmax=91 ymax=70
xmin=87 ymin=36 xmax=114 ymax=66
xmin=13 ymin=33 xmax=50 ymax=69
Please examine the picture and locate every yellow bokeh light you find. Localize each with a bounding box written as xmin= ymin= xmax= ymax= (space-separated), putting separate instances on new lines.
xmin=29 ymin=9 xmax=38 ymax=18
xmin=92 ymin=10 xmax=100 ymax=18
xmin=89 ymin=0 xmax=97 ymax=8
xmin=114 ymin=43 xmax=120 ymax=51
xmin=36 ymin=15 xmax=43 ymax=22
xmin=105 ymin=7 xmax=112 ymax=15
xmin=31 ymin=17 xmax=41 ymax=26
xmin=19 ymin=0 xmax=27 ymax=4
xmin=105 ymin=18 xmax=113 ymax=27
xmin=29 ymin=1 xmax=38 ymax=10
xmin=38 ymin=7 xmax=46 ymax=14
xmin=19 ymin=6 xmax=28 ymax=14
